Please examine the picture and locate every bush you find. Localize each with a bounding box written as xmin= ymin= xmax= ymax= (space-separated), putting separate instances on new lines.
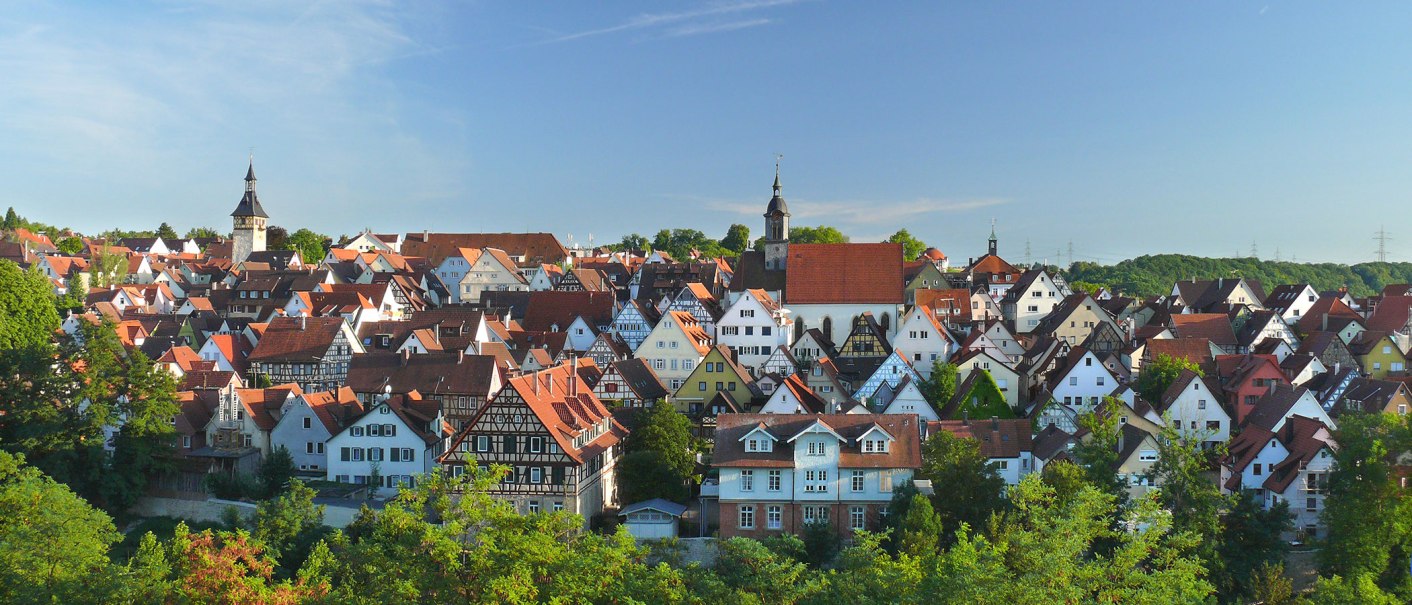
xmin=204 ymin=472 xmax=259 ymax=501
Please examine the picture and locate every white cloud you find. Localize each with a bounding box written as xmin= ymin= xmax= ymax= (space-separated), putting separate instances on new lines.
xmin=534 ymin=0 xmax=803 ymax=44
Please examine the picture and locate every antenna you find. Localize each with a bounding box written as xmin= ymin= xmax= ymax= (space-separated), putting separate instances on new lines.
xmin=1024 ymin=239 xmax=1032 ymax=266
xmin=1375 ymin=226 xmax=1390 ymax=262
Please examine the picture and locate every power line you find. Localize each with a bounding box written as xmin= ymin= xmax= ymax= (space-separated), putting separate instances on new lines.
xmin=1375 ymin=226 xmax=1391 ymax=262
xmin=1250 ymin=240 xmax=1258 ymax=259
xmin=1067 ymin=240 xmax=1074 ymax=268
xmin=1024 ymin=239 xmax=1032 ymax=266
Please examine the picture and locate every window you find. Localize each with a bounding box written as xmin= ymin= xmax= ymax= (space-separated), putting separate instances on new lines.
xmin=851 ymin=470 xmax=864 ymax=492
xmin=182 ymin=435 xmax=192 ymax=448
xmin=807 ymin=441 xmax=824 ymax=456
xmin=528 ymin=500 xmax=540 ymax=513
xmin=1069 ymin=377 xmax=1077 ymax=386
xmin=1306 ymin=497 xmax=1317 ymax=512
xmin=699 ymin=381 xmax=707 ymax=391
xmin=303 ymin=417 xmax=312 ymax=429
xmin=351 ymin=426 xmax=364 ymax=437
xmin=1096 ymin=376 xmax=1105 ymax=386
xmin=767 ymin=505 xmax=782 ymax=529
xmin=369 ymin=447 xmax=383 ymax=462
xmin=1197 ymin=399 xmax=1207 ymax=410
xmin=850 ymin=506 xmax=866 ymax=531
xmin=741 ymin=470 xmax=755 ymax=491
xmin=351 ymin=448 xmax=365 ymax=462
xmin=803 ymin=505 xmax=828 ymax=524
xmin=738 ymin=505 xmax=756 ymax=529
xmin=553 ymin=502 xmax=564 ymax=512
xmin=306 ymin=442 xmax=315 ymax=454
xmin=653 ymin=359 xmax=665 ymax=370
xmin=384 ymin=424 xmax=396 ymax=437
xmin=880 ymin=470 xmax=893 ymax=492
xmin=745 ymin=437 xmax=773 ymax=453
xmin=1139 ymin=450 xmax=1158 ymax=462
xmin=369 ymin=424 xmax=382 ymax=437
xmin=530 ymin=437 xmax=543 ymax=453
xmin=476 ymin=435 xmax=489 ymax=452
xmin=531 ymin=467 xmax=543 ymax=484
xmin=768 ymin=470 xmax=781 ymax=491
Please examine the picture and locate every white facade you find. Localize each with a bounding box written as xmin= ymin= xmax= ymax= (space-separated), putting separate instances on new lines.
xmin=789 ymin=303 xmax=902 ymax=350
xmin=270 ymin=396 xmax=333 ymax=473
xmin=891 ymin=308 xmax=955 ymax=377
xmin=716 ymin=293 xmax=791 ymax=375
xmin=326 ymin=402 xmax=440 ymax=497
xmin=1162 ymin=376 xmax=1232 ymax=446
xmin=1008 ymin=271 xmax=1066 ymax=333
xmin=633 ymin=312 xmax=710 ymax=391
xmin=1051 ymin=350 xmax=1120 ymax=411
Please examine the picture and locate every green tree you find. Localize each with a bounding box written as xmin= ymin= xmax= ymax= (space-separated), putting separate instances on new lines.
xmin=2 ymin=207 xmax=17 ymax=230
xmin=282 ymin=228 xmax=328 ymax=265
xmin=155 ymin=222 xmax=179 ymax=241
xmin=57 ymin=236 xmax=84 ymax=255
xmin=1072 ymin=397 xmax=1128 ymax=506
xmin=624 ymin=400 xmax=697 ymax=478
xmin=714 ymin=537 xmax=816 ymax=602
xmin=917 ymin=430 xmax=1007 ymax=543
xmin=103 ymin=347 xmax=181 ymax=512
xmin=949 ymin=369 xmax=1013 ymax=419
xmin=184 ymin=226 xmax=223 ymax=239
xmin=1318 ymin=411 xmax=1412 ymax=589
xmin=918 ymin=361 xmax=958 ymax=407
xmin=1135 ymin=353 xmax=1202 ymax=405
xmin=616 ymin=450 xmax=689 ymax=504
xmin=1219 ymin=494 xmax=1292 ymax=601
xmin=720 ymin=224 xmax=751 ymax=256
xmin=1304 ymin=573 xmax=1402 ymax=605
xmin=1039 ymin=459 xmax=1089 ymax=501
xmin=886 ymin=228 xmax=927 ymax=260
xmin=0 ymin=452 xmax=122 ymax=603
xmin=789 ymin=225 xmax=849 ymax=244
xmin=0 ymin=261 xmax=61 ymax=351
xmin=1148 ymin=421 xmax=1226 ymax=592
xmin=615 ymin=233 xmax=649 ymax=251
xmin=258 ymin=445 xmax=296 ymax=499
xmin=56 ymin=274 xmax=87 ymax=314
xmin=898 ymin=493 xmax=944 ymax=557
xmin=88 ymin=247 xmax=127 ymax=289
xmin=252 ymin=479 xmax=328 ymax=578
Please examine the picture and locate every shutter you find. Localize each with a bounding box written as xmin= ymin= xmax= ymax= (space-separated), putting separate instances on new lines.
xmin=340 ymin=447 xmax=350 ymax=462
xmin=390 ymin=448 xmax=401 ymax=462
xmin=386 ymin=424 xmax=396 ymax=437
xmin=505 ymin=435 xmax=517 ymax=453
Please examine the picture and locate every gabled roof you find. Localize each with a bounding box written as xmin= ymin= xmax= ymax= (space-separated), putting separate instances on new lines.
xmin=714 ymin=413 xmax=922 ymax=469
xmin=300 ymin=387 xmax=365 ymax=435
xmin=1171 ymin=313 xmax=1238 ymax=347
xmin=1333 ymin=378 xmax=1411 ymax=416
xmin=618 ymin=498 xmax=688 ymax=518
xmin=402 ymin=232 xmax=569 ymax=266
xmin=346 ymin=351 xmax=498 ymax=396
xmin=248 ymin=316 xmax=347 ymax=363
xmin=612 ymin=358 xmax=670 ymax=400
xmin=1242 ymin=383 xmax=1310 ymax=432
xmin=784 ymin=243 xmax=904 ymax=305
xmin=465 ymin=363 xmax=624 ymax=465
xmin=1367 ymin=295 xmax=1412 ymax=333
xmin=1156 ymin=369 xmax=1220 ymax=413
xmin=1262 ymin=415 xmax=1333 ymax=493
xmin=522 ymin=291 xmax=617 ymax=333
xmin=1144 ymin=338 xmax=1215 ymax=371
xmin=1295 ymin=296 xmax=1362 ymax=334
xmin=1347 ymin=330 xmax=1395 ymax=356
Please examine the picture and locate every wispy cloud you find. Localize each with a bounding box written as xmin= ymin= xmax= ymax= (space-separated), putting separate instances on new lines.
xmin=703 ymin=196 xmax=1009 ymax=225
xmin=535 ymin=0 xmax=802 ymax=45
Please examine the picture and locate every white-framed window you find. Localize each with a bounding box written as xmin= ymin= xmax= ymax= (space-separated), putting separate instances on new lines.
xmin=851 ymin=470 xmax=864 ymax=492
xmin=863 ymin=439 xmax=887 ymax=453
xmin=528 ymin=500 xmax=540 ymax=513
xmin=880 ymin=470 xmax=893 ymax=492
xmin=803 ymin=505 xmax=828 ymax=524
xmin=530 ymin=436 xmax=543 ymax=453
xmin=768 ymin=470 xmax=781 ymax=491
xmin=1139 ymin=450 xmax=1158 ymax=462
xmin=739 ymin=505 xmax=755 ymax=529
xmin=767 ymin=505 xmax=782 ymax=529
xmin=303 ymin=417 xmax=312 ymax=429
xmin=741 ymin=470 xmax=754 ymax=491
xmin=1198 ymin=399 xmax=1207 ymax=410
xmin=850 ymin=506 xmax=866 ymax=531
xmin=531 ymin=467 xmax=543 ymax=484
xmin=807 ymin=441 xmax=824 ymax=456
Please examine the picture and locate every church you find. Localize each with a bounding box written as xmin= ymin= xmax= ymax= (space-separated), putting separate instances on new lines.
xmin=727 ymin=166 xmax=905 ymax=346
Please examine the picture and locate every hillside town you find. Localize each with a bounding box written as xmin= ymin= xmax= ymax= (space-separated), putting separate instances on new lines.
xmin=4 ymin=162 xmax=1412 ymax=602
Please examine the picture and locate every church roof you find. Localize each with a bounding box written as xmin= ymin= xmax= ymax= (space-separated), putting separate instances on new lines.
xmin=230 ymin=161 xmax=269 ymax=218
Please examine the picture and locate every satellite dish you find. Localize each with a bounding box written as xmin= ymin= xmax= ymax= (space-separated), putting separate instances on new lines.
xmin=383 ymin=385 xmax=392 ymax=395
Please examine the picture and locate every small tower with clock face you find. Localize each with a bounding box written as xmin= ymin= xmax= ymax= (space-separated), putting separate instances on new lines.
xmin=763 ymin=161 xmax=790 ymax=271
xmin=230 ymin=159 xmax=269 ymax=263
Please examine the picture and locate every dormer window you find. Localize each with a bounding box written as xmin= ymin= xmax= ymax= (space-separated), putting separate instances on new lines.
xmin=745 ymin=437 xmax=772 ymax=453
xmin=862 ymin=438 xmax=888 ymax=453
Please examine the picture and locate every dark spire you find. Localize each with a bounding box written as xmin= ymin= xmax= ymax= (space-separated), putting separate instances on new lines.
xmin=765 ymin=155 xmax=789 ymax=217
xmin=988 ymin=218 xmax=998 ymax=256
xmin=231 ymin=157 xmax=270 ymax=219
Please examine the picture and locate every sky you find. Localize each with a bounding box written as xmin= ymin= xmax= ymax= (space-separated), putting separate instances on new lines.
xmin=2 ymin=1 xmax=1410 ymax=265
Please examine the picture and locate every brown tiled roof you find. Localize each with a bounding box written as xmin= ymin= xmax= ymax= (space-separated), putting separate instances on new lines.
xmin=726 ymin=251 xmax=786 ymax=294
xmin=1242 ymin=383 xmax=1308 ymax=432
xmin=784 ymin=243 xmax=904 ymax=305
xmin=1295 ymin=296 xmax=1362 ymax=334
xmin=1144 ymin=338 xmax=1215 ymax=370
xmin=1171 ymin=313 xmax=1237 ymax=346
xmin=713 ymin=413 xmax=922 ymax=469
xmin=1367 ymin=296 xmax=1412 ymax=333
xmin=1262 ymin=415 xmax=1332 ymax=493
xmin=454 ymin=363 xmax=623 ymax=464
xmin=927 ymin=418 xmax=1033 ymax=458
xmin=402 ymin=232 xmax=568 ymax=266
xmin=302 ymin=387 xmax=365 ymax=435
xmin=248 ymin=317 xmax=346 ymax=363
xmin=1223 ymin=423 xmax=1276 ymax=490
xmin=1156 ymin=369 xmax=1220 ymax=414
xmin=521 ymin=291 xmax=616 ymax=333
xmin=236 ymin=384 xmax=302 ymax=431
xmin=346 ymin=351 xmax=498 ymax=397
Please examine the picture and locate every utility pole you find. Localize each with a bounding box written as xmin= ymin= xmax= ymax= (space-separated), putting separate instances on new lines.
xmin=1375 ymin=226 xmax=1390 ymax=262
xmin=1250 ymin=240 xmax=1258 ymax=259
xmin=1066 ymin=240 xmax=1074 ymax=268
xmin=1274 ymin=246 xmax=1281 ymax=262
xmin=1024 ymin=239 xmax=1032 ymax=266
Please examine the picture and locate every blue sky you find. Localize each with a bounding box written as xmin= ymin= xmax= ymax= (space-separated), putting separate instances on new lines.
xmin=2 ymin=1 xmax=1409 ymax=264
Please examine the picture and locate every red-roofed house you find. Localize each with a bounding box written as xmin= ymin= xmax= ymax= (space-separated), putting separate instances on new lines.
xmin=327 ymin=391 xmax=451 ymax=496
xmin=440 ymin=363 xmax=628 ymax=523
xmin=783 ymin=243 xmax=905 ymax=346
xmin=271 ymin=387 xmax=364 ymax=474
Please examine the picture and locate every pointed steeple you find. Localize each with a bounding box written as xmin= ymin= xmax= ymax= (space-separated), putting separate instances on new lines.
xmin=987 ymin=218 xmax=998 ymax=256
xmin=231 ymin=157 xmax=269 ymax=218
xmin=765 ymin=156 xmax=789 ymax=218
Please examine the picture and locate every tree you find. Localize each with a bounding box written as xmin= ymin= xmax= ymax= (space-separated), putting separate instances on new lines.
xmin=714 ymin=537 xmax=815 ymax=602
xmin=1135 ymin=353 xmax=1202 ymax=405
xmin=1318 ymin=411 xmax=1412 ymax=589
xmin=719 ymin=224 xmax=751 ymax=256
xmin=1148 ymin=421 xmax=1226 ymax=591
xmin=282 ymin=228 xmax=328 ymax=265
xmin=615 ymin=233 xmax=649 ymax=251
xmin=155 ymin=222 xmax=178 ymax=241
xmin=801 ymin=520 xmax=841 ymax=568
xmin=917 ymin=430 xmax=1006 ymax=543
xmin=1072 ymin=397 xmax=1128 ymax=506
xmin=886 ymin=229 xmax=927 ymax=260
xmin=0 ymin=452 xmax=122 ymax=603
xmin=949 ymin=369 xmax=1013 ymax=419
xmin=624 ymin=400 xmax=696 ymax=478
xmin=789 ymin=225 xmax=849 ymax=244
xmin=103 ymin=347 xmax=181 ymax=512
xmin=57 ymin=236 xmax=84 ymax=255
xmin=56 ymin=274 xmax=87 ymax=314
xmin=184 ymin=227 xmax=223 ymax=239
xmin=917 ymin=361 xmax=958 ymax=407
xmin=0 ymin=260 xmax=61 ymax=350
xmin=616 ymin=451 xmax=689 ymax=504
xmin=1304 ymin=573 xmax=1402 ymax=605
xmin=2 ymin=207 xmax=17 ymax=230
xmin=88 ymin=247 xmax=127 ymax=289
xmin=258 ymin=445 xmax=296 ymax=499
xmin=651 ymin=228 xmax=726 ymax=260
xmin=1219 ymin=494 xmax=1292 ymax=601
xmin=252 ymin=479 xmax=327 ymax=578
xmin=1039 ymin=459 xmax=1089 ymax=501
xmin=170 ymin=529 xmax=327 ymax=604
xmin=898 ymin=493 xmax=944 ymax=557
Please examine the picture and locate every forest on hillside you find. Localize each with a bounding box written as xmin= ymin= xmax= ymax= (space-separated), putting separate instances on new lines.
xmin=1064 ymin=255 xmax=1412 ymax=299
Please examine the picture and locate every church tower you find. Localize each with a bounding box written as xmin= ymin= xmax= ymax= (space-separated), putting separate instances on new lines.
xmin=230 ymin=159 xmax=269 ymax=264
xmin=987 ymin=219 xmax=998 ymax=257
xmin=763 ymin=161 xmax=790 ymax=271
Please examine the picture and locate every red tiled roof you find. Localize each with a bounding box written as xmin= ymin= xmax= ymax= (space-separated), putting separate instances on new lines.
xmin=248 ymin=316 xmax=346 ymax=363
xmin=713 ymin=413 xmax=922 ymax=469
xmin=1368 ymin=296 xmax=1412 ymax=333
xmin=1171 ymin=313 xmax=1237 ymax=346
xmin=784 ymin=243 xmax=904 ymax=305
xmin=927 ymin=418 xmax=1034 ymax=458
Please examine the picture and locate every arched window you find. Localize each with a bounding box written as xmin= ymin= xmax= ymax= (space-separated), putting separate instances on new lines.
xmin=821 ymin=316 xmax=834 ymax=342
xmin=880 ymin=312 xmax=891 ymax=333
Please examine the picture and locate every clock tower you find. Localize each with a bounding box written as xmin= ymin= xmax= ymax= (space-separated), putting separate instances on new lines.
xmin=762 ymin=161 xmax=790 ymax=271
xmin=230 ymin=159 xmax=269 ymax=264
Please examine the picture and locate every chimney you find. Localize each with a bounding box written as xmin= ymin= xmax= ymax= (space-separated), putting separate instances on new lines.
xmin=546 ymin=372 xmax=554 ymax=395
xmin=300 ymin=315 xmax=306 ymax=331
xmin=1322 ymin=313 xmax=1329 ymax=331
xmin=401 ymin=347 xmax=411 ymax=365
xmin=991 ymin=416 xmax=999 ymax=431
xmin=533 ymin=372 xmax=540 ymax=395
xmin=568 ymin=365 xmax=577 ymax=396
xmin=457 ymin=349 xmax=464 ymax=365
